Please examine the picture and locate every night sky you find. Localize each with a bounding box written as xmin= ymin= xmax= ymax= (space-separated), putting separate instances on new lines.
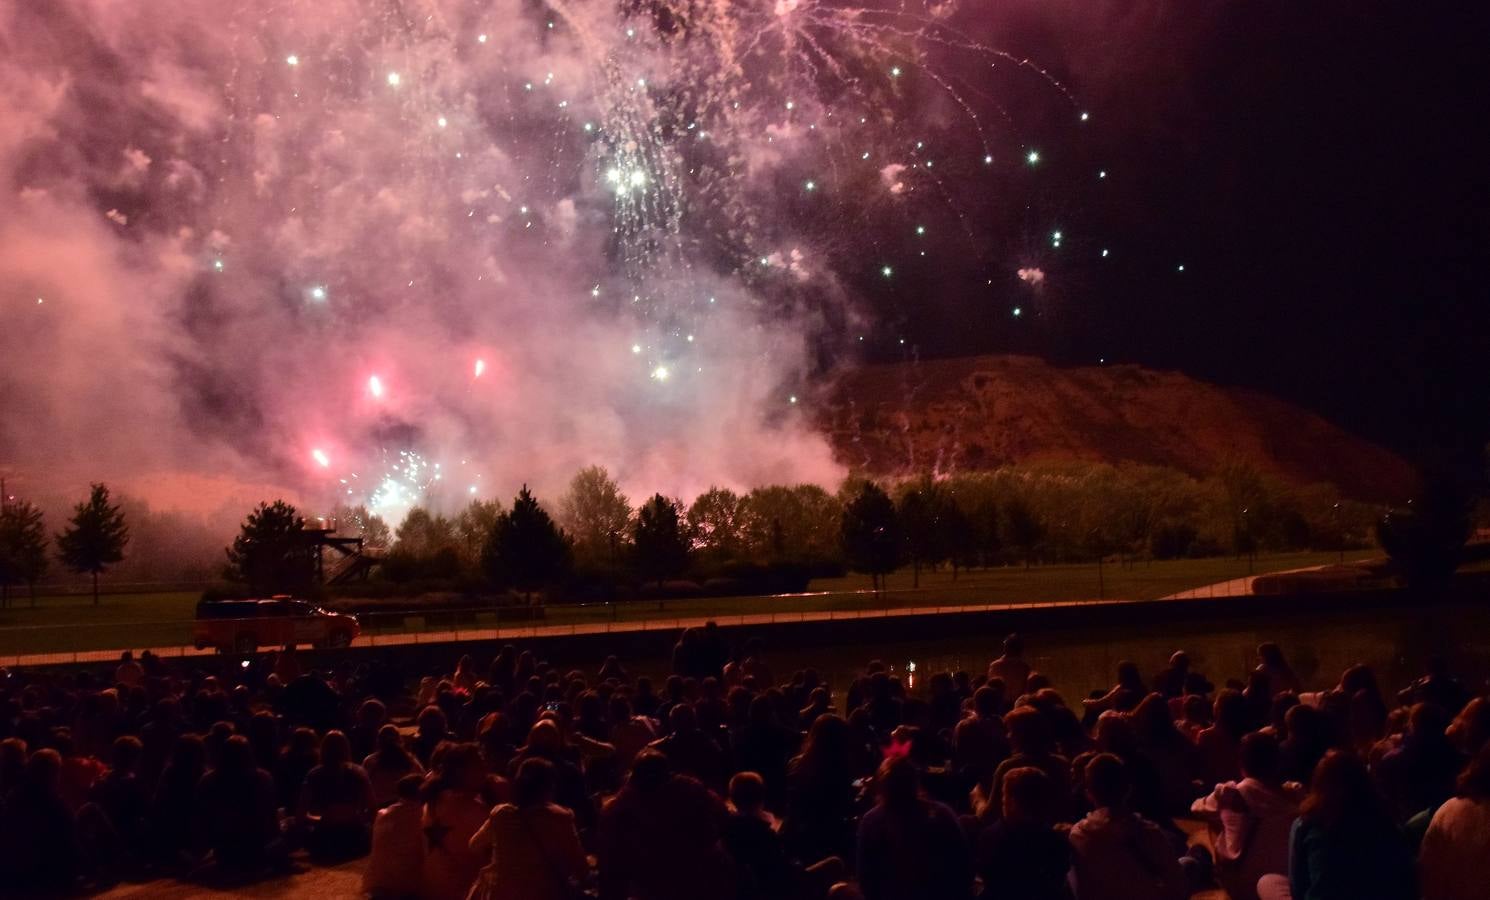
xmin=865 ymin=1 xmax=1490 ymax=469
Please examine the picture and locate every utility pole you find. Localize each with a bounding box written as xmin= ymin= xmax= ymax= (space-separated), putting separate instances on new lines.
xmin=1333 ymin=502 xmax=1344 ymax=565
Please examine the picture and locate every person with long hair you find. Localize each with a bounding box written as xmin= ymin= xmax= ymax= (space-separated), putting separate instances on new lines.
xmin=1130 ymin=693 xmax=1200 ymax=815
xmin=149 ymin=734 xmax=207 ymax=866
xmin=365 ymin=724 xmax=424 ymax=809
xmin=1255 ymin=645 xmax=1302 ymax=698
xmin=1445 ymin=697 xmax=1490 ymax=757
xmin=421 ymin=743 xmax=498 ymax=900
xmin=194 ymin=735 xmax=284 ymax=873
xmin=856 ymin=756 xmax=971 ymax=900
xmin=1374 ymin=702 xmax=1462 ymax=821
xmin=298 ymin=730 xmax=374 ymax=860
xmin=1198 ymin=689 xmax=1251 ymax=784
xmin=469 ymin=757 xmax=587 ymax=900
xmin=1418 ymin=743 xmax=1490 ymax=900
xmin=783 ymin=714 xmax=862 ymax=863
xmin=1263 ymin=750 xmax=1415 ymax=900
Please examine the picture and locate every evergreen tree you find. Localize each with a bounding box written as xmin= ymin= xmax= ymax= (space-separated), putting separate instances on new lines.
xmin=482 ymin=486 xmax=571 ymax=602
xmin=634 ymin=494 xmax=690 ymax=604
xmin=841 ymin=482 xmax=901 ymax=591
xmin=0 ymin=501 xmax=48 ymax=608
xmin=56 ymin=483 xmax=129 ymax=605
xmin=225 ymin=500 xmax=316 ymax=595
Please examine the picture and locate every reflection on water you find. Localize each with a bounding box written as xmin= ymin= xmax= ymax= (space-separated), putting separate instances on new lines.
xmin=764 ymin=603 xmax=1490 ymax=702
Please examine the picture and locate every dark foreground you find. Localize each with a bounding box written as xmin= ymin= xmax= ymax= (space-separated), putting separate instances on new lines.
xmin=1 ymin=583 xmax=1488 ymax=899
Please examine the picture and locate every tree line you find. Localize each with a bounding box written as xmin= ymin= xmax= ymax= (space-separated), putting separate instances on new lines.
xmin=6 ymin=457 xmax=1475 ymax=608
xmin=226 ymin=458 xmax=1422 ymax=603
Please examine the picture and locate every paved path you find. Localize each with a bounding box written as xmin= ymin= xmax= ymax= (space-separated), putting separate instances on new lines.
xmin=1160 ymin=563 xmax=1331 ymax=600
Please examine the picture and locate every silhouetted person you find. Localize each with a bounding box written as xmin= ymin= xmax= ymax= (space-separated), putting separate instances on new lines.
xmin=1068 ymin=753 xmax=1186 ymax=900
xmin=1255 ymin=644 xmax=1302 ymax=698
xmin=1151 ymin=651 xmax=1191 ymax=699
xmin=988 ymin=635 xmax=1033 ymax=692
xmin=0 ymin=749 xmax=78 ymax=893
xmin=722 ymin=771 xmax=794 ymax=899
xmin=1374 ymin=702 xmax=1462 ymax=820
xmin=365 ymin=723 xmax=424 ymax=809
xmin=150 ymin=733 xmax=207 ymax=866
xmin=276 ymin=725 xmax=319 ymax=811
xmin=986 ymin=707 xmax=1070 ymax=823
xmin=195 ymin=734 xmax=283 ymax=871
xmin=856 ymin=755 xmax=971 ymax=900
xmin=1397 ymin=658 xmax=1468 ymax=715
xmin=1083 ymin=662 xmax=1146 ymax=719
xmin=365 ymin=774 xmax=425 ymax=900
xmin=975 ymin=766 xmax=1072 ymax=900
xmin=1262 ymin=749 xmax=1414 ymax=900
xmin=470 ymin=757 xmax=587 ymax=900
xmin=299 ymin=729 xmax=374 ymax=859
xmin=1191 ymin=731 xmax=1301 ymax=900
xmin=784 ymin=714 xmax=862 ymax=863
xmin=508 ymin=719 xmax=593 ymax=830
xmin=735 ymin=694 xmax=796 ymax=806
xmin=1418 ymin=743 xmax=1490 ymax=900
xmin=422 ymin=743 xmax=497 ymax=900
xmin=598 ymin=750 xmax=733 ymax=900
xmin=647 ymin=703 xmax=728 ymax=792
xmin=83 ymin=734 xmax=150 ymax=871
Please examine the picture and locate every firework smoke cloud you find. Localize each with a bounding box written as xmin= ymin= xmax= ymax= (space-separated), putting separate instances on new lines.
xmin=0 ymin=0 xmax=1066 ymax=521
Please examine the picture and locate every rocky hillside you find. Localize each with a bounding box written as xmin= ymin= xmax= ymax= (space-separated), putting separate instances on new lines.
xmin=819 ymin=355 xmax=1415 ymax=502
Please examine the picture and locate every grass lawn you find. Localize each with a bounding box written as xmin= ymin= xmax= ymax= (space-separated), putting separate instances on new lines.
xmin=527 ymin=550 xmax=1369 ymax=630
xmin=0 ymin=550 xmax=1372 ymax=658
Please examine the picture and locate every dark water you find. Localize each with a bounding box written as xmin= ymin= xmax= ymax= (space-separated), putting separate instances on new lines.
xmin=627 ymin=603 xmax=1490 ymax=702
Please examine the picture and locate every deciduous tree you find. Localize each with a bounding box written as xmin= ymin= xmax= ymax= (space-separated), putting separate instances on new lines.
xmin=454 ymin=499 xmax=502 ymax=563
xmin=1376 ymin=479 xmax=1470 ymax=591
xmin=0 ymin=501 xmax=48 ymax=607
xmin=558 ymin=466 xmax=632 ymax=567
xmin=1003 ymin=496 xmax=1045 ymax=568
xmin=841 ymin=482 xmax=901 ymax=591
xmin=686 ymin=487 xmax=744 ymax=559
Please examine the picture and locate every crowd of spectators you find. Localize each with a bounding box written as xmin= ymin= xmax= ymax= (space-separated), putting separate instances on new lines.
xmin=1 ymin=629 xmax=1488 ymax=899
